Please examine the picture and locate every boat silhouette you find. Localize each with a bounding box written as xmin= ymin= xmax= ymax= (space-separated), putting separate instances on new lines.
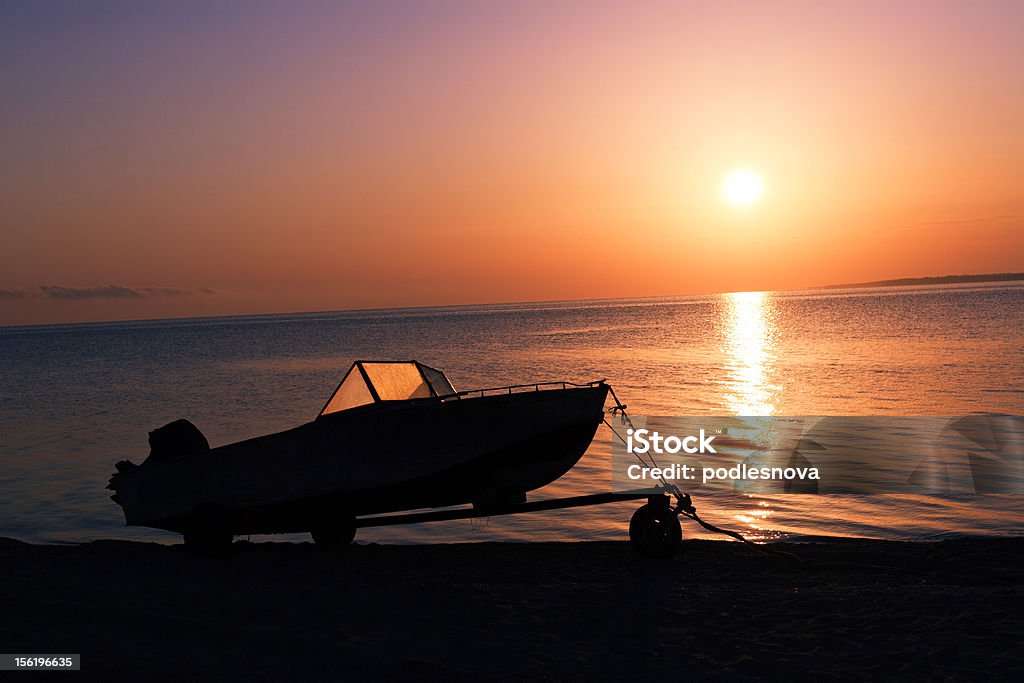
xmin=109 ymin=361 xmax=610 ymax=552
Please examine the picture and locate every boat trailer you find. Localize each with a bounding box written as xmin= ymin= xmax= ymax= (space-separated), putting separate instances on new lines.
xmin=304 ymin=385 xmax=706 ymax=558
xmin=306 ymin=385 xmax=748 ymax=559
xmin=351 ymin=488 xmax=685 ymax=558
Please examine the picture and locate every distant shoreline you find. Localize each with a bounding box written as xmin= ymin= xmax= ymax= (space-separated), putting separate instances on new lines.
xmin=819 ymin=272 xmax=1024 ymax=290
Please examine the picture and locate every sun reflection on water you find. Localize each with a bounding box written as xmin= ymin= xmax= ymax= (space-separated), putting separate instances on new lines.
xmin=733 ymin=500 xmax=776 ymax=538
xmin=722 ymin=291 xmax=779 ymax=416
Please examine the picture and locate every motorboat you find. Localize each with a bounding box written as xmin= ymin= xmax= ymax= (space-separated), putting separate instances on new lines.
xmin=109 ymin=361 xmax=610 ymax=551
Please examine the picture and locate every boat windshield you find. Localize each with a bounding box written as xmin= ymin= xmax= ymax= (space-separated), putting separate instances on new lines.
xmin=319 ymin=361 xmax=457 ymax=416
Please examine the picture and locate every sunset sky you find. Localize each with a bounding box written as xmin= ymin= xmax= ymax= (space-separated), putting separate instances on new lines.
xmin=2 ymin=0 xmax=1022 ymax=325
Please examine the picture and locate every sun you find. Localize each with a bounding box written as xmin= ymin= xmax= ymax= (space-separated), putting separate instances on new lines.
xmin=722 ymin=169 xmax=765 ymax=207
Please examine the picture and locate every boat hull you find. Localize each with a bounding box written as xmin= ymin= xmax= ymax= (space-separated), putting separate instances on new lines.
xmin=111 ymin=383 xmax=609 ymax=535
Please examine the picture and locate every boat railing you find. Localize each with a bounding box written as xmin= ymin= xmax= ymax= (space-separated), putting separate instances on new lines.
xmin=437 ymin=379 xmax=605 ymax=401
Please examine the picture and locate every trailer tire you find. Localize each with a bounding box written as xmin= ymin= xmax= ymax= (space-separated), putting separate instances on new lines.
xmin=629 ymin=503 xmax=682 ymax=558
xmin=183 ymin=504 xmax=233 ymax=556
xmin=311 ymin=514 xmax=357 ymax=549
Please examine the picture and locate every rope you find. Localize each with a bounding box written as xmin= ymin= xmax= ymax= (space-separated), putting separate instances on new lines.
xmin=603 ymin=388 xmax=803 ymax=564
xmin=679 ymin=508 xmax=803 ymax=563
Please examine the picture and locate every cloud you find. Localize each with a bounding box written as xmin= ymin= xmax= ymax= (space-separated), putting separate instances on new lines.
xmin=0 ymin=285 xmax=216 ymax=300
xmin=38 ymin=285 xmax=206 ymax=300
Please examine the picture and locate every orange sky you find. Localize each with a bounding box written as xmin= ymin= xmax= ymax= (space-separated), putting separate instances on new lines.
xmin=2 ymin=1 xmax=1022 ymax=325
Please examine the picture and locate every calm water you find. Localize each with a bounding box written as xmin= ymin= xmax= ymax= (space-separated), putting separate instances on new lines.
xmin=1 ymin=284 xmax=1023 ymax=544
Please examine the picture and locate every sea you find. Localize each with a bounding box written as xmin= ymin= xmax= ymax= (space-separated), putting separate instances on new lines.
xmin=1 ymin=283 xmax=1022 ymax=545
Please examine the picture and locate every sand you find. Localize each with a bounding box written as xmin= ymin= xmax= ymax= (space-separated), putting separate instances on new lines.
xmin=2 ymin=536 xmax=1022 ymax=681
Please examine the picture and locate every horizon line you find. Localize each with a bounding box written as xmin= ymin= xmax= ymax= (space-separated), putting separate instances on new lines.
xmin=4 ymin=273 xmax=1024 ymax=331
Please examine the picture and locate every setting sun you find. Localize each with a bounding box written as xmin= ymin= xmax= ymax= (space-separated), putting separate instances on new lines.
xmin=722 ymin=169 xmax=765 ymax=207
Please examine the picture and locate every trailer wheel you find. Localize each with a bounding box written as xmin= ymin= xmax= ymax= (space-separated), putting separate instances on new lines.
xmin=311 ymin=514 xmax=356 ymax=549
xmin=629 ymin=503 xmax=682 ymax=558
xmin=183 ymin=504 xmax=233 ymax=556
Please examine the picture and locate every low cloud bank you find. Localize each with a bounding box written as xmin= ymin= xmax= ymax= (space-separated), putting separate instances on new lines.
xmin=0 ymin=285 xmax=216 ymax=300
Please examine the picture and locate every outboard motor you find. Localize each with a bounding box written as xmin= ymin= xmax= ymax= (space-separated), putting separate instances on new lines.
xmin=109 ymin=419 xmax=211 ymax=503
xmin=143 ymin=419 xmax=210 ymax=466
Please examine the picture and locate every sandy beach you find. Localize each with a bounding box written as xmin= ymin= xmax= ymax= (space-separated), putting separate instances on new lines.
xmin=2 ymin=536 xmax=1021 ymax=680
